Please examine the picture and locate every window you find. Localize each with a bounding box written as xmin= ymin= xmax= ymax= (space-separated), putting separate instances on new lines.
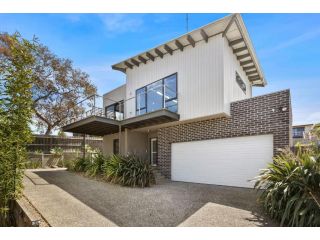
xmin=113 ymin=139 xmax=119 ymax=154
xmin=147 ymin=80 xmax=163 ymax=112
xmin=236 ymin=72 xmax=246 ymax=94
xmin=293 ymin=127 xmax=304 ymax=138
xmin=136 ymin=88 xmax=146 ymax=115
xmin=105 ymin=101 xmax=124 ymax=120
xmin=136 ymin=73 xmax=177 ymax=115
xmin=164 ymin=74 xmax=178 ymax=112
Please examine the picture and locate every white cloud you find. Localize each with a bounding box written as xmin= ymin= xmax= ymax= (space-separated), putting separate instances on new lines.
xmin=260 ymin=28 xmax=320 ymax=57
xmin=99 ymin=14 xmax=144 ymax=34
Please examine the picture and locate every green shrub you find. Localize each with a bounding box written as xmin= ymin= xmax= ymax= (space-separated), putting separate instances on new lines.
xmin=102 ymin=154 xmax=155 ymax=187
xmin=50 ymin=147 xmax=63 ymax=156
xmin=85 ymin=152 xmax=107 ymax=177
xmin=73 ymin=157 xmax=91 ymax=172
xmin=25 ymin=160 xmax=41 ymax=169
xmin=102 ymin=154 xmax=123 ymax=182
xmin=254 ymin=146 xmax=320 ymax=226
xmin=62 ymin=159 xmax=76 ymax=171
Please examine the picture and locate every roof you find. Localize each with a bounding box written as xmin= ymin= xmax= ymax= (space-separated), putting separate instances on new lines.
xmin=112 ymin=14 xmax=266 ymax=87
xmin=293 ymin=124 xmax=314 ymax=128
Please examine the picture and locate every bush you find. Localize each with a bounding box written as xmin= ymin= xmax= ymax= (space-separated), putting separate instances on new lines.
xmin=25 ymin=160 xmax=41 ymax=169
xmin=73 ymin=157 xmax=91 ymax=172
xmin=71 ymin=153 xmax=155 ymax=188
xmin=102 ymin=154 xmax=155 ymax=187
xmin=254 ymin=146 xmax=320 ymax=226
xmin=102 ymin=154 xmax=123 ymax=182
xmin=62 ymin=159 xmax=76 ymax=171
xmin=85 ymin=152 xmax=107 ymax=177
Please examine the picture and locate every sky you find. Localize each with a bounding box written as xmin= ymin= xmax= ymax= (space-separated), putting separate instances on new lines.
xmin=0 ymin=13 xmax=319 ymax=125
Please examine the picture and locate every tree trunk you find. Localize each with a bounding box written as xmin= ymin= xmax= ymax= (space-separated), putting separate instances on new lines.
xmin=45 ymin=127 xmax=52 ymax=135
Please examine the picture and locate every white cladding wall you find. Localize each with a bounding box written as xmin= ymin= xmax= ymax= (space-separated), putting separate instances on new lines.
xmin=103 ymin=84 xmax=126 ymax=109
xmin=223 ymin=37 xmax=252 ymax=113
xmin=125 ymin=34 xmax=224 ymax=121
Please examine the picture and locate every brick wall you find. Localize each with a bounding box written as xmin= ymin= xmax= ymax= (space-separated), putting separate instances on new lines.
xmin=158 ymin=89 xmax=292 ymax=178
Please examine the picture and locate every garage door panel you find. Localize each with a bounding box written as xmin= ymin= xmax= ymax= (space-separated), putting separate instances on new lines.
xmin=171 ymin=135 xmax=273 ymax=188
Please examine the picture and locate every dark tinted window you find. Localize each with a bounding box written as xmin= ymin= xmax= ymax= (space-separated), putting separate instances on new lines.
xmin=105 ymin=101 xmax=124 ymax=120
xmin=236 ymin=72 xmax=246 ymax=93
xmin=293 ymin=127 xmax=304 ymax=138
xmin=113 ymin=139 xmax=119 ymax=154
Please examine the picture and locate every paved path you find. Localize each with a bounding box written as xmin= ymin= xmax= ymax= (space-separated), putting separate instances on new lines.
xmin=23 ymin=169 xmax=117 ymax=227
xmin=23 ymin=169 xmax=276 ymax=227
xmin=179 ymin=202 xmax=268 ymax=227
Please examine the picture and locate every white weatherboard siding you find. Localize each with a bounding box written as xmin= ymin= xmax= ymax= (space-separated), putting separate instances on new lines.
xmin=103 ymin=84 xmax=126 ymax=109
xmin=125 ymin=34 xmax=225 ymax=121
xmin=171 ymin=135 xmax=273 ymax=188
xmin=223 ymin=37 xmax=252 ymax=114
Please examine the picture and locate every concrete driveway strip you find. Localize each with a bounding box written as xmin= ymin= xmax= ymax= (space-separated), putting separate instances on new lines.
xmin=23 ymin=169 xmax=117 ymax=227
xmin=178 ymin=202 xmax=266 ymax=227
xmin=24 ymin=169 xmax=276 ymax=227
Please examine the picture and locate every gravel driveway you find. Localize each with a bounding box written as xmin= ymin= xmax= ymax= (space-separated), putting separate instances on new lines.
xmin=29 ymin=169 xmax=276 ymax=227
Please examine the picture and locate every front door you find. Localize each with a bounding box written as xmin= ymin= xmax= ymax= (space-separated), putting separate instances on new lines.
xmin=150 ymin=138 xmax=158 ymax=166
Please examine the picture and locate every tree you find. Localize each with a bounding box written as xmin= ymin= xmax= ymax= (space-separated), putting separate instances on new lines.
xmin=31 ymin=43 xmax=96 ymax=135
xmin=0 ymin=33 xmax=35 ymax=224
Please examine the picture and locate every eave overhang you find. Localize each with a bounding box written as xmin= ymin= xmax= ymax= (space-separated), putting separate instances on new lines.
xmin=111 ymin=13 xmax=266 ymax=87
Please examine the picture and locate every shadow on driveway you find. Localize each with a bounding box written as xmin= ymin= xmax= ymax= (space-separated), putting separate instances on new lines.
xmin=33 ymin=170 xmax=276 ymax=227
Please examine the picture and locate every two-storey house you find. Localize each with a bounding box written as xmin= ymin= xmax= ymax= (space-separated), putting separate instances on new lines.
xmin=63 ymin=14 xmax=292 ymax=188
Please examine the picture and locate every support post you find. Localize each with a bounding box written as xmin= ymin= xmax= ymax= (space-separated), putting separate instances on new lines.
xmin=82 ymin=134 xmax=86 ymax=159
xmin=118 ymin=125 xmax=121 ymax=154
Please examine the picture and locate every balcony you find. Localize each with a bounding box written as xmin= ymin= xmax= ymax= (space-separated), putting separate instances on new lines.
xmin=62 ymin=95 xmax=179 ymax=136
xmin=63 ymin=107 xmax=120 ymax=136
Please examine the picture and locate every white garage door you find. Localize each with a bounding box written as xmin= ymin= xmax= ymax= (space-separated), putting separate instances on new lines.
xmin=171 ymin=135 xmax=273 ymax=188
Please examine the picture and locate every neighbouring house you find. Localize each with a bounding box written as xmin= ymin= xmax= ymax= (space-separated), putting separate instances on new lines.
xmin=63 ymin=14 xmax=292 ymax=188
xmin=292 ymin=124 xmax=319 ymax=146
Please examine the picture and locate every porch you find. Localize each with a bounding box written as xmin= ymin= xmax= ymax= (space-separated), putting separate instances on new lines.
xmin=102 ymin=128 xmax=159 ymax=166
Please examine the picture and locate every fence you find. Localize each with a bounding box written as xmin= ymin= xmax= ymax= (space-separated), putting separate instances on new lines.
xmin=27 ymin=134 xmax=103 ymax=153
xmin=27 ymin=152 xmax=78 ymax=168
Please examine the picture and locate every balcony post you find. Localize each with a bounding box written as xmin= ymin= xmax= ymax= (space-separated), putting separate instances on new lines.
xmin=118 ymin=124 xmax=121 ymax=155
xmin=82 ymin=134 xmax=86 ymax=159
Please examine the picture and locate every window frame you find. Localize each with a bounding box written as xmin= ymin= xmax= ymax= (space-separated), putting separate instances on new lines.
xmin=164 ymin=73 xmax=178 ymax=112
xmin=136 ymin=86 xmax=147 ymax=115
xmin=113 ymin=139 xmax=119 ymax=154
xmin=135 ymin=73 xmax=177 ymax=115
xmin=105 ymin=101 xmax=124 ymax=120
xmin=146 ymin=78 xmax=164 ymax=112
xmin=235 ymin=71 xmax=246 ymax=94
xmin=293 ymin=127 xmax=305 ymax=138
